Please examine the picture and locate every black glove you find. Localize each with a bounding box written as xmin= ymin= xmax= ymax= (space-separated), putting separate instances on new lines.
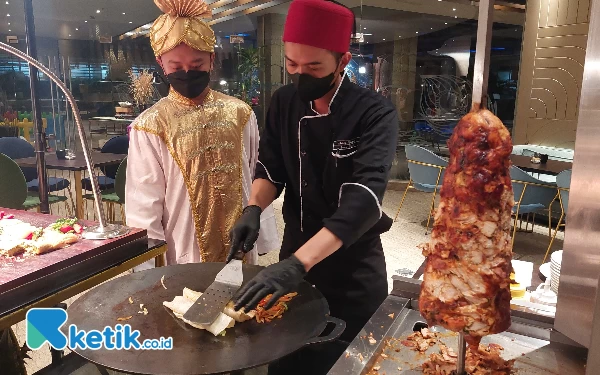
xmin=233 ymin=254 xmax=307 ymax=311
xmin=227 ymin=205 xmax=262 ymax=263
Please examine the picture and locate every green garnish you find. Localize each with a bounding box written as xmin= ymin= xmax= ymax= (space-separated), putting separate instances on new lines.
xmin=49 ymin=218 xmax=78 ymax=231
xmin=32 ymin=228 xmax=43 ymax=240
xmin=219 ymin=330 xmax=226 ymax=337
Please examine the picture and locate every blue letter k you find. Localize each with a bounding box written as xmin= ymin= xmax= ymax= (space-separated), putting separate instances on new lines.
xmin=26 ymin=308 xmax=68 ymax=350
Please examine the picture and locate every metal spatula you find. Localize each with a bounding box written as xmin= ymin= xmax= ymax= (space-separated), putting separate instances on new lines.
xmin=183 ymin=253 xmax=244 ymax=326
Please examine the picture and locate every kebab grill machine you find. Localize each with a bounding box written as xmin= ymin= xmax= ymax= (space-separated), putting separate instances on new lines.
xmin=331 ymin=0 xmax=600 ymax=374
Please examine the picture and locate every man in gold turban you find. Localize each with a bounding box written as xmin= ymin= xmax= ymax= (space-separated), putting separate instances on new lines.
xmin=126 ymin=0 xmax=279 ymax=269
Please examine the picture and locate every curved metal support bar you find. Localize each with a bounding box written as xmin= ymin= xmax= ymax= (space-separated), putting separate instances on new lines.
xmin=0 ymin=41 xmax=129 ymax=239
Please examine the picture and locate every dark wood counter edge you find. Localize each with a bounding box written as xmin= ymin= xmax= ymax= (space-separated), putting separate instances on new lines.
xmin=0 ymin=228 xmax=147 ymax=294
xmin=0 ymin=236 xmax=147 ymax=315
xmin=0 ymin=239 xmax=167 ymax=328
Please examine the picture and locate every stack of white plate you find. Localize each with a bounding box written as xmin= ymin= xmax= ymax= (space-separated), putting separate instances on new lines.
xmin=550 ymin=250 xmax=563 ymax=294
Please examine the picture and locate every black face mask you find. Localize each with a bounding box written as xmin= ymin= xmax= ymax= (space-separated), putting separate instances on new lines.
xmin=290 ymin=70 xmax=338 ymax=103
xmin=166 ymin=70 xmax=210 ymax=99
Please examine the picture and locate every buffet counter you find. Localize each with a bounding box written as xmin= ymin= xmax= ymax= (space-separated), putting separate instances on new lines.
xmin=0 ymin=207 xmax=167 ymax=330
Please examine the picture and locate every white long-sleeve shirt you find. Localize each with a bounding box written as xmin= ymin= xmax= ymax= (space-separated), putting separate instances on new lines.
xmin=126 ymin=112 xmax=279 ymax=271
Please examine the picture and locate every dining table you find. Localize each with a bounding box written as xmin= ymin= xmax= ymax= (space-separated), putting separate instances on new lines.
xmin=434 ymin=150 xmax=572 ymax=176
xmin=14 ymin=151 xmax=127 ymax=219
xmin=510 ymin=154 xmax=572 ymax=175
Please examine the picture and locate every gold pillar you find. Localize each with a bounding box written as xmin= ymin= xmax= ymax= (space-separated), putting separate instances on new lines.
xmin=514 ymin=0 xmax=591 ymax=148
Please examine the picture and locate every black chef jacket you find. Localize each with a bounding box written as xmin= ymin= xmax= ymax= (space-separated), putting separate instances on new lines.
xmin=256 ymin=75 xmax=399 ymax=374
xmin=255 ymin=75 xmax=399 ymax=252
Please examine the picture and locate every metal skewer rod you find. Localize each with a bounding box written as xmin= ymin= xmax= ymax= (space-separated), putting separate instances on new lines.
xmin=471 ymin=0 xmax=495 ymax=111
xmin=457 ymin=332 xmax=467 ymax=374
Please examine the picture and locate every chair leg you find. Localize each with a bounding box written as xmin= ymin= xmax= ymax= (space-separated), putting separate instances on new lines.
xmin=544 ymin=213 xmax=564 ymax=263
xmin=394 ymin=180 xmax=412 ymax=222
xmin=511 ymin=185 xmax=528 ymax=250
xmin=66 ymin=186 xmax=75 ymax=217
xmin=425 ymin=169 xmax=443 ymax=235
xmin=110 ymin=202 xmax=116 ymax=223
xmin=120 ymin=204 xmax=125 ymax=225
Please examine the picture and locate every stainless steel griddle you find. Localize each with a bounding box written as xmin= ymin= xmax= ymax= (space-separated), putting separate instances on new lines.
xmin=329 ymin=276 xmax=587 ymax=374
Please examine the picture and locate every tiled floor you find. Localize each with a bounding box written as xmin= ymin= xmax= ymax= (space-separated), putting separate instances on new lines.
xmin=15 ymin=141 xmax=564 ymax=374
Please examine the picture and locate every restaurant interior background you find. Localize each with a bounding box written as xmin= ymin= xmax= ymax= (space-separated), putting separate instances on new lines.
xmin=0 ymin=0 xmax=543 ymax=181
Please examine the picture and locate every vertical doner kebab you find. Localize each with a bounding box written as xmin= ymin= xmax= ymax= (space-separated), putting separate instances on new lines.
xmin=419 ymin=104 xmax=514 ymax=350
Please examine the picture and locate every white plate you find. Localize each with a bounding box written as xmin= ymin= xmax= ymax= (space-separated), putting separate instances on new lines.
xmin=551 ymin=250 xmax=563 ymax=265
xmin=539 ymin=263 xmax=551 ymax=279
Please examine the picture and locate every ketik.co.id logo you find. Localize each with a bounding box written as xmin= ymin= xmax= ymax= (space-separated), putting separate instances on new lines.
xmin=26 ymin=308 xmax=173 ymax=350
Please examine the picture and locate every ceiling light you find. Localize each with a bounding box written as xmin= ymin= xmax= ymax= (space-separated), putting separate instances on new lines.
xmin=7 ymin=22 xmax=9 ymax=25
xmin=398 ymin=36 xmax=401 ymax=38
xmin=363 ymin=27 xmax=367 ymax=30
xmin=7 ymin=29 xmax=10 ymax=32
xmin=6 ymin=14 xmax=9 ymax=17
xmin=445 ymin=22 xmax=448 ymax=25
xmin=68 ymin=34 xmax=71 ymax=37
xmin=84 ymin=20 xmax=88 ymax=23
xmin=96 ymin=9 xmax=101 ymax=13
xmin=382 ymin=38 xmax=386 ymax=41
xmin=416 ymin=31 xmax=419 ymax=34
xmin=220 ymin=80 xmax=227 ymax=86
xmin=75 ymin=28 xmax=79 ymax=30
xmin=453 ymin=8 xmax=456 ymax=11
xmin=431 ymin=28 xmax=433 ymax=30
xmin=455 ymin=16 xmax=458 ymax=18
xmin=123 ymin=12 xmax=126 ymax=15
xmin=129 ymin=21 xmax=133 ymax=24
xmin=5 ymin=1 xmax=8 ymax=4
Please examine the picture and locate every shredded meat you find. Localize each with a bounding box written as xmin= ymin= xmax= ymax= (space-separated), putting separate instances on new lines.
xmin=466 ymin=343 xmax=514 ymax=374
xmin=401 ymin=328 xmax=437 ymax=352
xmin=419 ymin=108 xmax=514 ymax=348
xmin=422 ymin=343 xmax=513 ymax=375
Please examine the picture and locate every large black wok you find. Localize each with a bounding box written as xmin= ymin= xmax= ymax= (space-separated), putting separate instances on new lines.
xmin=66 ymin=263 xmax=345 ymax=374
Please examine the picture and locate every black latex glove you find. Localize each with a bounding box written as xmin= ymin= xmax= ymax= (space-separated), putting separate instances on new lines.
xmin=234 ymin=254 xmax=307 ymax=311
xmin=227 ymin=205 xmax=262 ymax=263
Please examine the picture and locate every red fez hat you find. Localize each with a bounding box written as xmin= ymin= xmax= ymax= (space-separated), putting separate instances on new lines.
xmin=283 ymin=0 xmax=354 ymax=54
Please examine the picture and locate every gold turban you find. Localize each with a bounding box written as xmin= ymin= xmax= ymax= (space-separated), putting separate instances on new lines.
xmin=150 ymin=0 xmax=216 ymax=56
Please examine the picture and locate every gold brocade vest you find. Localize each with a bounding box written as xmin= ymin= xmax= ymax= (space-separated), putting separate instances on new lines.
xmin=133 ymin=89 xmax=251 ymax=262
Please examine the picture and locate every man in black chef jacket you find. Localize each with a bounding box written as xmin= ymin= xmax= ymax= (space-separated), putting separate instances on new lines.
xmin=228 ymin=0 xmax=399 ymax=373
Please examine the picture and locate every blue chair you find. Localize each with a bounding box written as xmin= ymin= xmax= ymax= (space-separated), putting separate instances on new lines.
xmin=81 ymin=135 xmax=129 ymax=191
xmin=510 ymin=166 xmax=558 ymax=249
xmin=395 ymin=144 xmax=448 ymax=233
xmin=0 ymin=137 xmax=73 ymax=213
xmin=546 ymin=169 xmax=571 ymax=262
